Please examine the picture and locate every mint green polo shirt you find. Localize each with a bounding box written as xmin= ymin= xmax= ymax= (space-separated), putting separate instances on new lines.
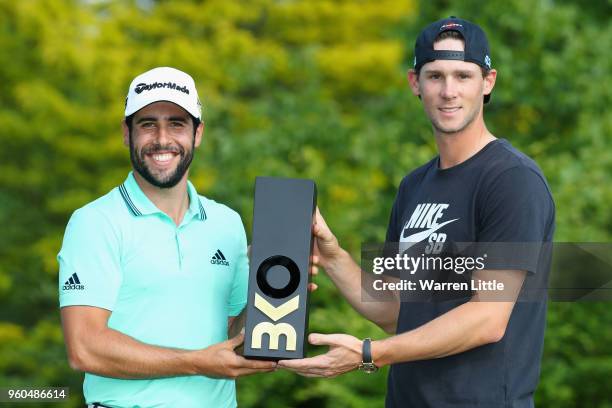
xmin=58 ymin=172 xmax=248 ymax=408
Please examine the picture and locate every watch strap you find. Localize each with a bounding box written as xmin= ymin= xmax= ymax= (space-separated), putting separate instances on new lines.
xmin=362 ymin=338 xmax=373 ymax=364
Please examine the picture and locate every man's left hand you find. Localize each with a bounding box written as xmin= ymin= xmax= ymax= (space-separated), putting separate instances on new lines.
xmin=278 ymin=333 xmax=362 ymax=377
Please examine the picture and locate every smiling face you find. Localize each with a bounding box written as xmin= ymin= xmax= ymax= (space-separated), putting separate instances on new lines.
xmin=409 ymin=38 xmax=496 ymax=135
xmin=123 ymin=101 xmax=203 ymax=189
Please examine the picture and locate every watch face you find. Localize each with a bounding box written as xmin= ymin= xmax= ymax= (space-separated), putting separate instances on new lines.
xmin=359 ymin=363 xmax=379 ymax=374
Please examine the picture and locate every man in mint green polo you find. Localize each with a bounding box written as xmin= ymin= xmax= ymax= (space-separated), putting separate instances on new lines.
xmin=58 ymin=67 xmax=276 ymax=408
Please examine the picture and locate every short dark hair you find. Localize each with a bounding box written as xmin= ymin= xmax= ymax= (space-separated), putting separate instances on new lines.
xmin=125 ymin=113 xmax=201 ymax=137
xmin=436 ymin=30 xmax=463 ymax=42
xmin=416 ymin=30 xmax=490 ymax=78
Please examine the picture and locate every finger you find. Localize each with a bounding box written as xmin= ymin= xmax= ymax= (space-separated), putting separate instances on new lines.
xmin=238 ymin=367 xmax=277 ymax=375
xmin=236 ymin=366 xmax=278 ymax=377
xmin=308 ymin=333 xmax=332 ymax=346
xmin=279 ymin=357 xmax=330 ymax=372
xmin=277 ymin=359 xmax=303 ymax=369
xmin=311 ymin=255 xmax=320 ymax=265
xmin=313 ymin=210 xmax=335 ymax=242
xmin=312 ymin=222 xmax=326 ymax=239
xmin=315 ymin=207 xmax=330 ymax=230
xmin=308 ymin=282 xmax=318 ymax=292
xmin=312 ymin=224 xmax=325 ymax=241
xmin=308 ymin=333 xmax=345 ymax=347
xmin=278 ymin=364 xmax=320 ymax=377
xmin=309 ymin=265 xmax=319 ymax=276
xmin=229 ymin=332 xmax=245 ymax=348
xmin=279 ymin=361 xmax=331 ymax=378
xmin=278 ymin=355 xmax=328 ymax=370
xmin=238 ymin=356 xmax=277 ymax=370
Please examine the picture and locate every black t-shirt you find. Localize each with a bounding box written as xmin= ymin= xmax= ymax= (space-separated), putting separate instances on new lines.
xmin=385 ymin=139 xmax=555 ymax=408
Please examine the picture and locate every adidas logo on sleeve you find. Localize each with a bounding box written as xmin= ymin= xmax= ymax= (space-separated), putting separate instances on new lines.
xmin=63 ymin=273 xmax=85 ymax=290
xmin=210 ymin=249 xmax=229 ymax=266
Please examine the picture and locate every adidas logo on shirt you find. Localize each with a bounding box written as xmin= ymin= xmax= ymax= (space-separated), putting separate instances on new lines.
xmin=63 ymin=273 xmax=85 ymax=290
xmin=210 ymin=249 xmax=229 ymax=266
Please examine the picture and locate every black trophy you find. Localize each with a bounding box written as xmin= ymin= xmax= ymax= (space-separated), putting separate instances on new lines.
xmin=243 ymin=177 xmax=317 ymax=360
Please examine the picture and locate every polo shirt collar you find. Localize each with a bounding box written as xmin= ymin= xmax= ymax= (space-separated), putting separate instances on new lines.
xmin=119 ymin=172 xmax=207 ymax=221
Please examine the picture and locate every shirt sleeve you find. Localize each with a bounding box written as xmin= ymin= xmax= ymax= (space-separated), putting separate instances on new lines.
xmin=477 ymin=166 xmax=555 ymax=273
xmin=228 ymin=216 xmax=248 ymax=317
xmin=382 ymin=180 xmax=407 ymax=278
xmin=386 ymin=177 xmax=407 ymax=243
xmin=58 ymin=207 xmax=122 ymax=310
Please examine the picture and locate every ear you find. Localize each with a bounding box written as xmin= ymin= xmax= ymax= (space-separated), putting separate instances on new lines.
xmin=194 ymin=121 xmax=204 ymax=148
xmin=483 ymin=69 xmax=497 ymax=98
xmin=407 ymin=69 xmax=420 ymax=97
xmin=122 ymin=120 xmax=130 ymax=147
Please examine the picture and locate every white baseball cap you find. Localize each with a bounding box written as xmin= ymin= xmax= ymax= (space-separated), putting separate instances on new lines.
xmin=124 ymin=67 xmax=202 ymax=120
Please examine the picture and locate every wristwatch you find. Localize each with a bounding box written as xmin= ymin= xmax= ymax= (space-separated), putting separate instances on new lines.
xmin=358 ymin=338 xmax=379 ymax=373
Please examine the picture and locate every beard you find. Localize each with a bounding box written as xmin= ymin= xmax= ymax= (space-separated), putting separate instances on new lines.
xmin=129 ymin=135 xmax=194 ymax=189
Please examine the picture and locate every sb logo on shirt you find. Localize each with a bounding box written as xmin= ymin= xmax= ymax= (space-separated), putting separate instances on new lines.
xmin=400 ymin=203 xmax=459 ymax=255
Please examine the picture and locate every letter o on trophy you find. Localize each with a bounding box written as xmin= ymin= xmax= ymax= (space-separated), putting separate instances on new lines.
xmin=243 ymin=177 xmax=317 ymax=360
xmin=256 ymin=255 xmax=301 ymax=299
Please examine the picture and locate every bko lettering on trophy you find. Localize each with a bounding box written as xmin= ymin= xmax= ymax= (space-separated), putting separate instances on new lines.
xmin=243 ymin=177 xmax=317 ymax=360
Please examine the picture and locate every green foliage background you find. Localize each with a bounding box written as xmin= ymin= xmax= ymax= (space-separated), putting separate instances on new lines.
xmin=0 ymin=0 xmax=610 ymax=407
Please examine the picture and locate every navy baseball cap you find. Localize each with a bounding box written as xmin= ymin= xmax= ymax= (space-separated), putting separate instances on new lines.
xmin=414 ymin=16 xmax=493 ymax=103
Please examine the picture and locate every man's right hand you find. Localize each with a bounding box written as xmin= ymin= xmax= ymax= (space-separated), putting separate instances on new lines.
xmin=195 ymin=333 xmax=277 ymax=379
xmin=312 ymin=207 xmax=344 ymax=271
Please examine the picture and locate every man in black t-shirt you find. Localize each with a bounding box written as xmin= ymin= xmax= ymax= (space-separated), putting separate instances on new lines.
xmin=279 ymin=16 xmax=555 ymax=408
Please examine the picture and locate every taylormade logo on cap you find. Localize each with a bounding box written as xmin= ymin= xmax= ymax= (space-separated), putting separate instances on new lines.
xmin=134 ymin=82 xmax=190 ymax=95
xmin=125 ymin=67 xmax=202 ymax=120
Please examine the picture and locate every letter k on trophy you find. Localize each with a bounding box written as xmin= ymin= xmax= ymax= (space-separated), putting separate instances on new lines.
xmin=243 ymin=177 xmax=317 ymax=360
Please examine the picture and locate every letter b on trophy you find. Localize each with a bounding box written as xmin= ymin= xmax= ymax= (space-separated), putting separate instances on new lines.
xmin=244 ymin=177 xmax=317 ymax=360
